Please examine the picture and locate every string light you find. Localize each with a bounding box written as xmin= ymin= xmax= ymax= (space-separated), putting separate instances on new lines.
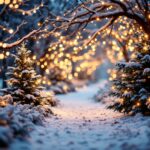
xmin=32 ymin=30 xmax=101 ymax=85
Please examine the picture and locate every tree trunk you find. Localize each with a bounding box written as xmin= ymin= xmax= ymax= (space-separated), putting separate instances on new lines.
xmin=122 ymin=45 xmax=129 ymax=62
xmin=2 ymin=58 xmax=7 ymax=88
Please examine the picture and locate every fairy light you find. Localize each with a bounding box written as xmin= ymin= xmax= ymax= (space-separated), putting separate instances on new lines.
xmin=2 ymin=0 xmax=149 ymax=87
xmin=136 ymin=102 xmax=141 ymax=107
xmin=34 ymin=29 xmax=102 ymax=85
xmin=9 ymin=29 xmax=14 ymax=34
xmin=118 ymin=98 xmax=124 ymax=104
xmin=5 ymin=0 xmax=10 ymax=5
xmin=32 ymin=55 xmax=36 ymax=60
xmin=0 ymin=0 xmax=23 ymax=8
xmin=6 ymin=51 xmax=10 ymax=56
xmin=0 ymin=53 xmax=4 ymax=59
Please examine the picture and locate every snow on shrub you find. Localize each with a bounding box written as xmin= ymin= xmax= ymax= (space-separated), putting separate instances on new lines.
xmin=0 ymin=43 xmax=58 ymax=148
xmin=108 ymin=39 xmax=150 ymax=115
xmin=0 ymin=104 xmax=53 ymax=147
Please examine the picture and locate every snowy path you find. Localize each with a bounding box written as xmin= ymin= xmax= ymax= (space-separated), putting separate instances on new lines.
xmin=11 ymin=81 xmax=150 ymax=150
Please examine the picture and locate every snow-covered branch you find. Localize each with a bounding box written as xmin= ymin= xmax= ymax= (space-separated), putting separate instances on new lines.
xmin=0 ymin=28 xmax=42 ymax=49
xmin=55 ymin=0 xmax=150 ymax=39
xmin=0 ymin=0 xmax=47 ymax=50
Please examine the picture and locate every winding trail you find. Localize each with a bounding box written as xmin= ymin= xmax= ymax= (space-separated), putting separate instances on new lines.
xmin=11 ymin=81 xmax=150 ymax=150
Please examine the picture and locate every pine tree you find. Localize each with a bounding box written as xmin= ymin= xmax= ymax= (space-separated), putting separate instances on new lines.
xmin=108 ymin=38 xmax=150 ymax=114
xmin=5 ymin=43 xmax=55 ymax=106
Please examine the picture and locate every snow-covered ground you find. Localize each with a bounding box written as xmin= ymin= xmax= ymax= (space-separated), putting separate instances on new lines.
xmin=10 ymin=81 xmax=150 ymax=150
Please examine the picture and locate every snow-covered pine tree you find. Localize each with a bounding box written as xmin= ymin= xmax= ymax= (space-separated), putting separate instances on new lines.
xmin=108 ymin=37 xmax=150 ymax=114
xmin=5 ymin=43 xmax=56 ymax=106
